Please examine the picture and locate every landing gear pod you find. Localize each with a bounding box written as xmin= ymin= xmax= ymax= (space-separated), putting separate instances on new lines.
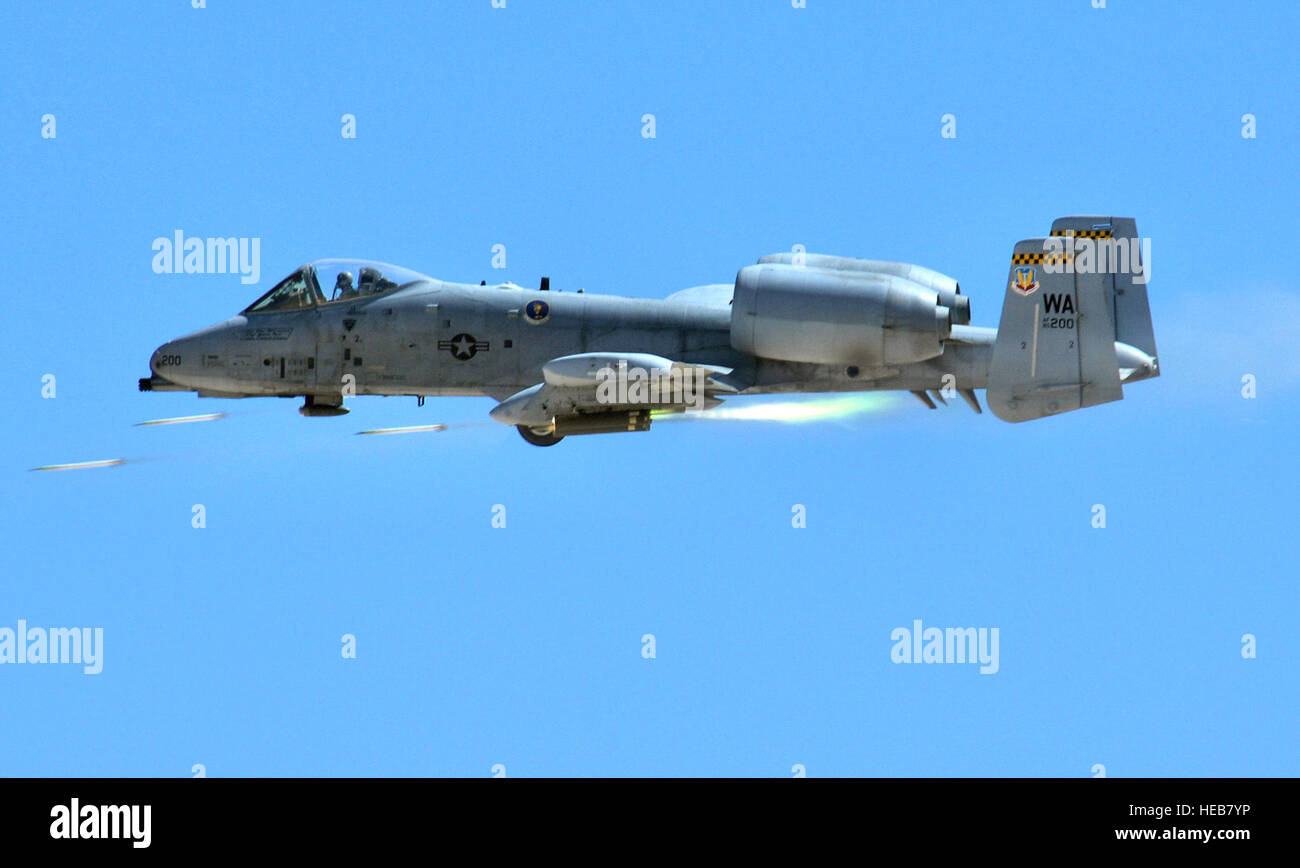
xmin=517 ymin=425 xmax=563 ymax=447
xmin=299 ymin=396 xmax=349 ymax=417
xmin=516 ymin=410 xmax=652 ymax=445
xmin=553 ymin=409 xmax=651 ymax=436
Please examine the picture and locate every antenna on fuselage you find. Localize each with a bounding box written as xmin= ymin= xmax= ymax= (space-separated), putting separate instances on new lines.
xmin=540 ymin=276 xmax=550 ymax=291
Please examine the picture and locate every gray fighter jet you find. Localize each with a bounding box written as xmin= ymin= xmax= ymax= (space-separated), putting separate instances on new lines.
xmin=140 ymin=215 xmax=1159 ymax=446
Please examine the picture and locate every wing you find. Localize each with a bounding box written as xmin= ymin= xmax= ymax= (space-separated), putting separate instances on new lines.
xmin=489 ymin=352 xmax=739 ymax=429
xmin=663 ymin=283 xmax=734 ymax=309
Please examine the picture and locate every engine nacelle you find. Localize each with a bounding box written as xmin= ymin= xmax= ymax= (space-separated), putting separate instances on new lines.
xmin=757 ymin=253 xmax=970 ymax=325
xmin=730 ymin=263 xmax=951 ymax=366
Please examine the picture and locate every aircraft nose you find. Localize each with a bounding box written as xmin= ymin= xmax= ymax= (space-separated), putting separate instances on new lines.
xmin=149 ymin=333 xmax=208 ymax=382
xmin=150 ymin=341 xmax=180 ymax=376
xmin=142 ymin=317 xmax=248 ymax=392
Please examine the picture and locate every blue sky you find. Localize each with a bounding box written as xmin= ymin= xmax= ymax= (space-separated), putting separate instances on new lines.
xmin=1 ymin=0 xmax=1295 ymax=776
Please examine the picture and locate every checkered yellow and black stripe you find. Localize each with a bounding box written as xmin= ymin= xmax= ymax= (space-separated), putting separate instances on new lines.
xmin=1011 ymin=252 xmax=1074 ymax=265
xmin=1050 ymin=229 xmax=1113 ymax=239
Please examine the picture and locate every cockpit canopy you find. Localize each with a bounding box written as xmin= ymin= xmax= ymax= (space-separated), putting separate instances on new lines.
xmin=242 ymin=260 xmax=432 ymax=313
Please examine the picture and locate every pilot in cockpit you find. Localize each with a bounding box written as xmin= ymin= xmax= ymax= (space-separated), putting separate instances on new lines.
xmin=358 ymin=267 xmax=380 ymax=295
xmin=334 ymin=271 xmax=357 ymax=301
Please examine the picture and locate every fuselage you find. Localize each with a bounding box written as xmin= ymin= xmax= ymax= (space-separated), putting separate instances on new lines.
xmin=147 ymin=274 xmax=995 ymax=402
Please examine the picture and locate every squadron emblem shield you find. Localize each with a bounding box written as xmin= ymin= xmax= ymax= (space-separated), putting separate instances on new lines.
xmin=524 ymin=299 xmax=551 ymax=325
xmin=1011 ymin=266 xmax=1039 ymax=297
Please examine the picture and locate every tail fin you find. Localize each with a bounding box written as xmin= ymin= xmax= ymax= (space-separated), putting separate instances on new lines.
xmin=987 ymin=216 xmax=1158 ymax=423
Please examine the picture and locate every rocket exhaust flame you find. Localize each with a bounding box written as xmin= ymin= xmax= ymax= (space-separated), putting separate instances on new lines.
xmin=134 ymin=413 xmax=226 ymax=427
xmin=356 ymin=424 xmax=449 ymax=435
xmin=658 ymin=394 xmax=898 ymax=424
xmin=30 ymin=459 xmax=127 ymax=472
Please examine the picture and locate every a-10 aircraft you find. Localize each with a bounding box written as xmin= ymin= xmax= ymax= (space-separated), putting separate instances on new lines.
xmin=141 ymin=215 xmax=1159 ymax=446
